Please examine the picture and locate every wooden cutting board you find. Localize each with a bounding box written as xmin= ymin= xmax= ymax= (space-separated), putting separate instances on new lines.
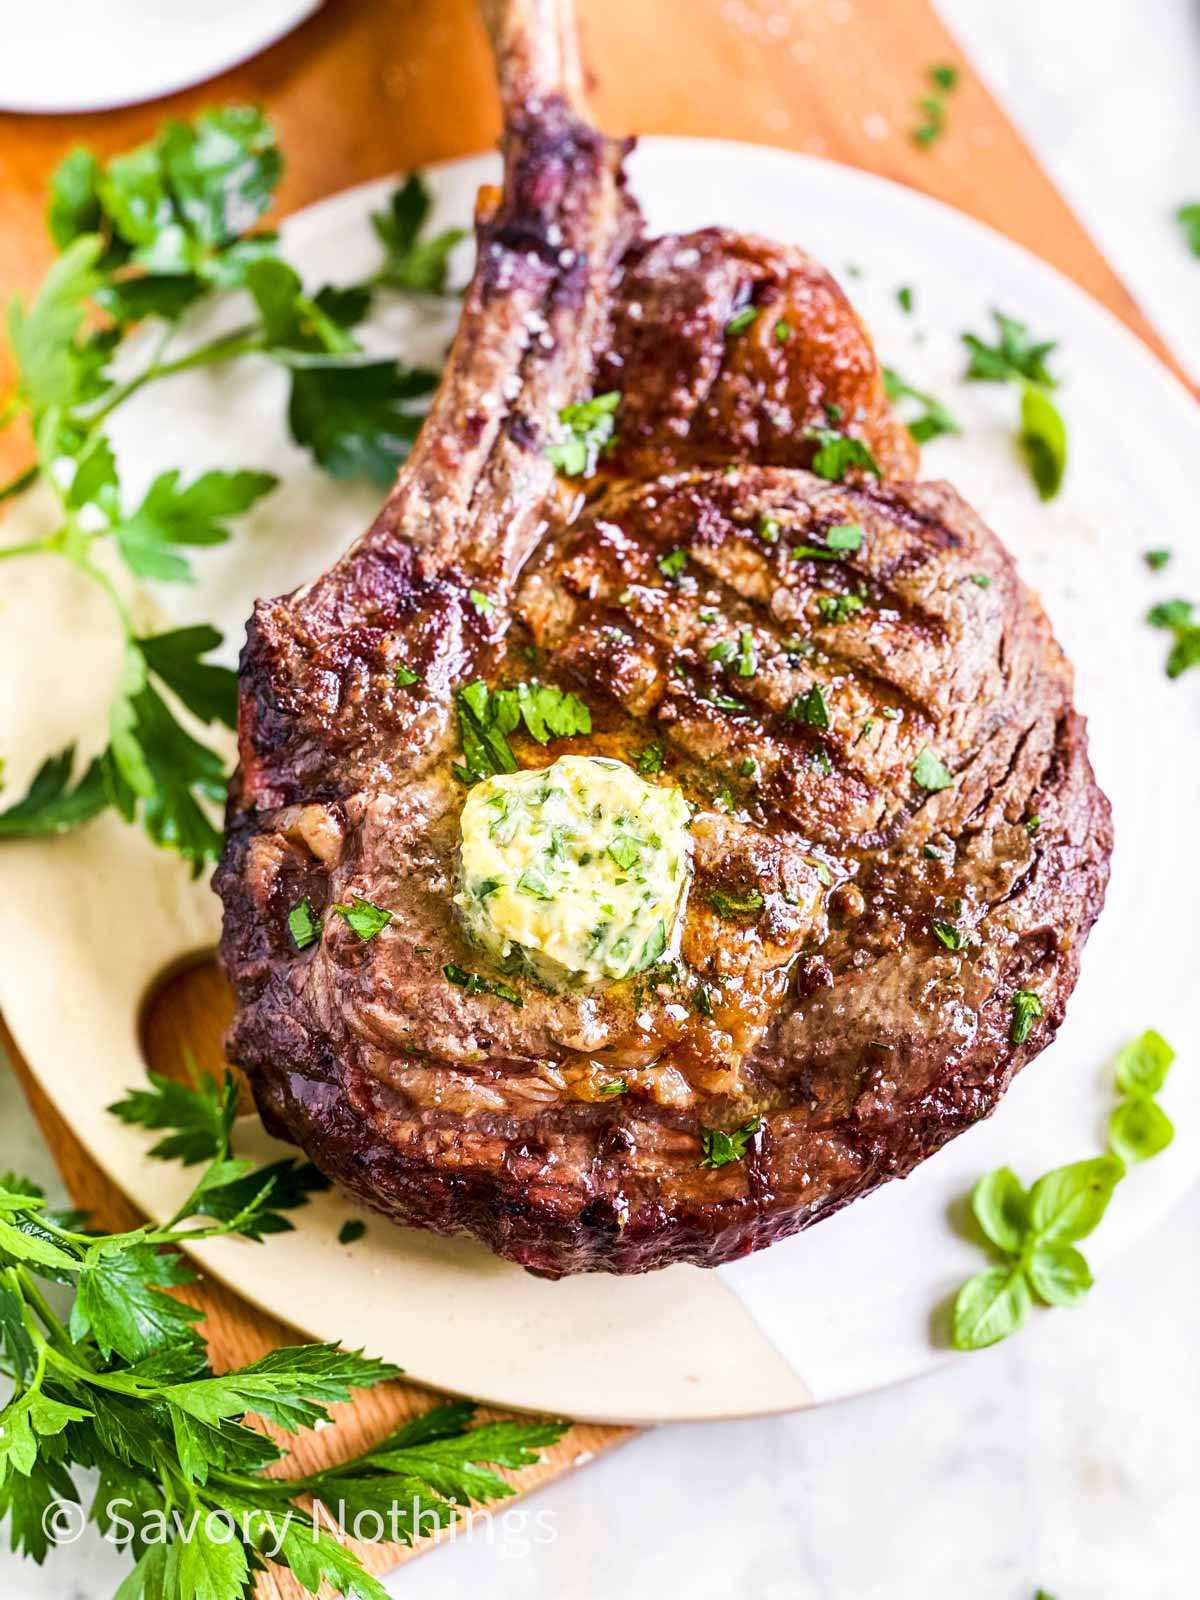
xmin=0 ymin=1 xmax=1192 ymax=1591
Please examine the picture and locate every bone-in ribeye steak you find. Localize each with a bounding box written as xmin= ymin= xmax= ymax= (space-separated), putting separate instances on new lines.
xmin=216 ymin=0 xmax=1112 ymax=1276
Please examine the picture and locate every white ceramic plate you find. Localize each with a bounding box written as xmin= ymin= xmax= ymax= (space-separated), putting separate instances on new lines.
xmin=1 ymin=140 xmax=1197 ymax=1424
xmin=0 ymin=0 xmax=319 ymax=115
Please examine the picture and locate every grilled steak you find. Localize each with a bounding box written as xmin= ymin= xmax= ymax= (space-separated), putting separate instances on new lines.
xmin=216 ymin=0 xmax=1111 ymax=1277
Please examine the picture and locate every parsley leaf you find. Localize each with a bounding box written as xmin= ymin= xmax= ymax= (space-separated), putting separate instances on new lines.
xmin=331 ymin=897 xmax=392 ymax=941
xmin=636 ymin=741 xmax=665 ymax=775
xmin=545 ymin=391 xmax=620 ymax=477
xmin=656 ymin=545 xmax=688 ymax=580
xmin=962 ymin=310 xmax=1059 ymax=387
xmin=912 ymin=746 xmax=953 ymax=792
xmin=7 ymin=235 xmax=105 ymax=418
xmin=287 ymin=897 xmax=322 ymax=950
xmin=0 ymin=747 xmax=107 ymax=838
xmin=288 ymin=359 xmax=437 ymax=485
xmin=1146 ymin=596 xmax=1200 ymax=680
xmin=708 ymin=886 xmax=765 ymax=919
xmin=338 ymin=1219 xmax=367 ymax=1246
xmin=806 ymin=430 xmax=882 ymax=482
xmin=443 ymin=964 xmax=523 ymax=1006
xmin=1009 ymin=989 xmax=1044 ymax=1044
xmin=786 ymin=684 xmax=830 ymax=728
xmin=109 ymin=1069 xmax=235 ymax=1166
xmin=104 ymin=670 xmax=228 ymax=874
xmin=371 ymin=173 xmax=466 ymax=294
xmin=136 ymin=626 xmax=238 ymax=727
xmin=453 ymin=679 xmax=591 ymax=783
xmin=883 ymin=365 xmax=961 ymax=443
xmin=111 ymin=467 xmax=274 ymax=582
xmin=699 ymin=1115 xmax=762 ymax=1170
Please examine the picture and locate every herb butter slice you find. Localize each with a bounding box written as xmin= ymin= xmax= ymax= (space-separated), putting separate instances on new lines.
xmin=456 ymin=754 xmax=691 ymax=987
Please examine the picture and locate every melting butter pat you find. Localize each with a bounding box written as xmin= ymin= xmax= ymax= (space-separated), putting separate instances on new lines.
xmin=457 ymin=754 xmax=692 ymax=986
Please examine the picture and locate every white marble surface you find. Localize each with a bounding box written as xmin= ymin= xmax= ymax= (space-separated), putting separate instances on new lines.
xmin=2 ymin=0 xmax=1198 ymax=1594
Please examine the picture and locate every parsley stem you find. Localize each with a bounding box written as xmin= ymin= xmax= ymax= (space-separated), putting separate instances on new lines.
xmin=0 ymin=531 xmax=51 ymax=560
xmin=85 ymin=322 xmax=263 ymax=431
xmin=14 ymin=1265 xmax=75 ymax=1357
xmin=0 ymin=464 xmax=39 ymax=505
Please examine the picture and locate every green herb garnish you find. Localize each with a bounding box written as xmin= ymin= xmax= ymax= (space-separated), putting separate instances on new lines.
xmin=1143 ymin=548 xmax=1172 ymax=571
xmin=786 ymin=684 xmax=830 ymax=729
xmin=1019 ymin=384 xmax=1067 ymax=501
xmin=883 ymin=366 xmax=960 ymax=443
xmin=1146 ymin=597 xmax=1200 ymax=680
xmin=708 ymin=887 xmax=765 ymax=919
xmin=1009 ymin=989 xmax=1044 ymax=1044
xmin=3 ymin=1062 xmax=561 ymax=1593
xmin=1175 ymin=202 xmax=1200 ymax=257
xmin=805 ymin=431 xmax=882 ymax=482
xmin=817 ymin=592 xmax=865 ymax=623
xmin=912 ymin=746 xmax=953 ymax=791
xmin=725 ymin=305 xmax=759 ymax=336
xmin=453 ymin=679 xmax=591 ymax=784
xmin=544 ymin=390 xmax=620 ymax=477
xmin=932 ymin=919 xmax=964 ymax=950
xmin=287 ymin=897 xmax=321 ymax=950
xmin=1108 ymin=1029 xmax=1176 ymax=1164
xmin=371 ymin=171 xmax=466 ymax=293
xmin=699 ymin=1115 xmax=763 ymax=1170
xmin=0 ymin=114 xmax=458 ymax=871
xmin=656 ymin=546 xmax=688 ymax=580
xmin=952 ymin=1156 xmax=1123 ymax=1349
xmin=443 ymin=963 xmax=523 ymax=1006
xmin=963 ymin=310 xmax=1058 ymax=387
xmin=636 ymin=741 xmax=666 ymax=775
xmin=331 ymin=896 xmax=392 ymax=942
xmin=337 ymin=1218 xmax=367 ymax=1245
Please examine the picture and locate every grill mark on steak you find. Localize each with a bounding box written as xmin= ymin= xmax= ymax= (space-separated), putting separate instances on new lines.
xmin=216 ymin=0 xmax=1112 ymax=1277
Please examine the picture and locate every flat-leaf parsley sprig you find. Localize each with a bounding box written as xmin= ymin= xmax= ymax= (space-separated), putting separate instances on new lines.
xmin=0 ymin=1068 xmax=566 ymax=1597
xmin=0 ymin=108 xmax=462 ymax=870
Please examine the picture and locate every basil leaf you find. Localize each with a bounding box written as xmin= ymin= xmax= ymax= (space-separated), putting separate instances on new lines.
xmin=970 ymin=1166 xmax=1029 ymax=1255
xmin=1108 ymin=1096 xmax=1174 ymax=1166
xmin=1027 ymin=1156 xmax=1124 ymax=1245
xmin=1026 ymin=1241 xmax=1092 ymax=1307
xmin=1019 ymin=383 xmax=1067 ymax=501
xmin=1176 ymin=202 xmax=1200 ymax=258
xmin=952 ymin=1266 xmax=1032 ymax=1350
xmin=1113 ymin=1029 xmax=1175 ymax=1096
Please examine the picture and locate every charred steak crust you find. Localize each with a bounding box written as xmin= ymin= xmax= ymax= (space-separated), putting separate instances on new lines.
xmin=216 ymin=2 xmax=1111 ymax=1278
